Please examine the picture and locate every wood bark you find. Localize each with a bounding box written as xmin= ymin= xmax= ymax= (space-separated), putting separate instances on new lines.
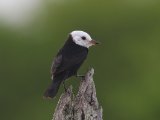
xmin=53 ymin=68 xmax=103 ymax=120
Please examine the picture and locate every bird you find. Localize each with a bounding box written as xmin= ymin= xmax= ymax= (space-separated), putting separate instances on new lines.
xmin=44 ymin=30 xmax=99 ymax=99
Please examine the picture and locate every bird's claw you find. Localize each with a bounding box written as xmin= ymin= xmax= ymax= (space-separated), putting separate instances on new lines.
xmin=76 ymin=74 xmax=85 ymax=80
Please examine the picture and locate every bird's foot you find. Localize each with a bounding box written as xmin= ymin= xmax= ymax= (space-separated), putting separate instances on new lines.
xmin=76 ymin=74 xmax=85 ymax=80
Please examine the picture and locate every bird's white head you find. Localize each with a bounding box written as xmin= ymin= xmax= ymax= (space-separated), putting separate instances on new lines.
xmin=70 ymin=30 xmax=99 ymax=48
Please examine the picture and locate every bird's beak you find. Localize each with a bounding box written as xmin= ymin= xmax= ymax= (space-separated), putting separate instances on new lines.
xmin=90 ymin=40 xmax=100 ymax=45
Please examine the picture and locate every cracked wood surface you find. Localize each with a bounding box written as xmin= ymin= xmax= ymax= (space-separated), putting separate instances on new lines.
xmin=53 ymin=68 xmax=103 ymax=120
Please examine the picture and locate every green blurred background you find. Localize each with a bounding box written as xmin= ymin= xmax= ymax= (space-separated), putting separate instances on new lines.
xmin=0 ymin=0 xmax=160 ymax=120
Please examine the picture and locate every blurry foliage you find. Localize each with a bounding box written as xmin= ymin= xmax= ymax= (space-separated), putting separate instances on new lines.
xmin=0 ymin=0 xmax=160 ymax=120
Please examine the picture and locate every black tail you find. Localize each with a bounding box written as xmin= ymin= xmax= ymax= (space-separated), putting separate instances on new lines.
xmin=43 ymin=77 xmax=63 ymax=99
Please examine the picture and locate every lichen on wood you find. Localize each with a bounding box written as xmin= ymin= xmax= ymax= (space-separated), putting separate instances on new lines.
xmin=53 ymin=68 xmax=103 ymax=120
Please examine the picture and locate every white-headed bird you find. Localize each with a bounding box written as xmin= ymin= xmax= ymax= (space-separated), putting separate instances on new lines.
xmin=44 ymin=30 xmax=99 ymax=99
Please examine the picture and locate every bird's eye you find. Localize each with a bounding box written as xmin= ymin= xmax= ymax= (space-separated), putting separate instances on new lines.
xmin=81 ymin=36 xmax=86 ymax=40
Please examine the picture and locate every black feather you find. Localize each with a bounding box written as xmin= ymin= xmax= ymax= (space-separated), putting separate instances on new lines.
xmin=44 ymin=35 xmax=88 ymax=98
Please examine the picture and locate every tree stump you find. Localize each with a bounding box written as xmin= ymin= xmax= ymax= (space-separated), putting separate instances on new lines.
xmin=53 ymin=68 xmax=103 ymax=120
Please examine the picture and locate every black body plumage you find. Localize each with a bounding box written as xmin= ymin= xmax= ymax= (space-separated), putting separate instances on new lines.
xmin=44 ymin=35 xmax=88 ymax=98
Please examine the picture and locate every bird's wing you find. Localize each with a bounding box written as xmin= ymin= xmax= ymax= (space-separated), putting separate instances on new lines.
xmin=51 ymin=54 xmax=63 ymax=75
xmin=51 ymin=50 xmax=88 ymax=76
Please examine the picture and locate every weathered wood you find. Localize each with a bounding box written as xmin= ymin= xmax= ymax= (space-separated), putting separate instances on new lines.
xmin=53 ymin=68 xmax=103 ymax=120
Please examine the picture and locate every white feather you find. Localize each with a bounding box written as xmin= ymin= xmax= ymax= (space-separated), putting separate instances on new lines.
xmin=71 ymin=30 xmax=93 ymax=48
